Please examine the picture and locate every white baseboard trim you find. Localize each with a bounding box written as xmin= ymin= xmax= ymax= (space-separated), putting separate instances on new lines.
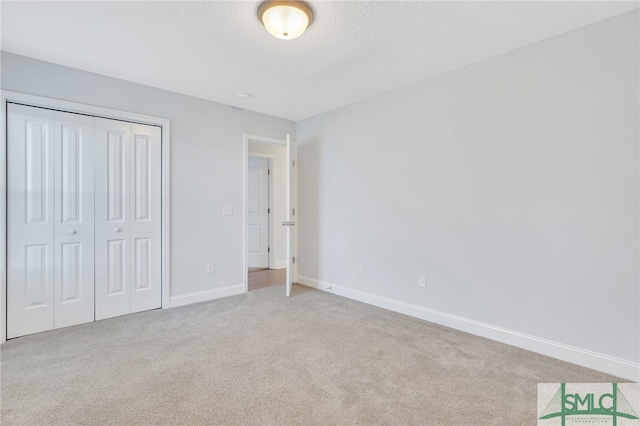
xmin=168 ymin=284 xmax=245 ymax=308
xmin=296 ymin=275 xmax=639 ymax=382
xmin=275 ymin=260 xmax=287 ymax=269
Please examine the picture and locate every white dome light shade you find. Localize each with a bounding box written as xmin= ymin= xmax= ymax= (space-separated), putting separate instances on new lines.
xmin=258 ymin=1 xmax=314 ymax=40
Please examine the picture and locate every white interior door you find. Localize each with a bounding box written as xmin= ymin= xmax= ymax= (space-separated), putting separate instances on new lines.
xmin=95 ymin=119 xmax=162 ymax=320
xmin=129 ymin=123 xmax=162 ymax=314
xmin=7 ymin=105 xmax=56 ymax=337
xmin=284 ymin=135 xmax=294 ymax=297
xmin=53 ymin=111 xmax=95 ymax=329
xmin=95 ymin=118 xmax=131 ymax=319
xmin=94 ymin=119 xmax=161 ymax=320
xmin=7 ymin=105 xmax=95 ymax=337
xmin=248 ymin=156 xmax=269 ymax=268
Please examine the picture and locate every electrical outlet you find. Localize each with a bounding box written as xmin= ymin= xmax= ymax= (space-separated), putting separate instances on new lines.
xmin=207 ymin=263 xmax=215 ymax=274
xmin=419 ymin=275 xmax=426 ymax=287
xmin=356 ymin=264 xmax=363 ymax=275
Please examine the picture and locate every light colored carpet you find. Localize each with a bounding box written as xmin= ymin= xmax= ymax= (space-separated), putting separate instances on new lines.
xmin=1 ymin=284 xmax=622 ymax=425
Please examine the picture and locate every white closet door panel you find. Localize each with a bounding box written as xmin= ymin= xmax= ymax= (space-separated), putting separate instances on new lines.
xmin=129 ymin=124 xmax=161 ymax=313
xmin=95 ymin=119 xmax=131 ymax=320
xmin=7 ymin=104 xmax=56 ymax=337
xmin=53 ymin=112 xmax=95 ymax=328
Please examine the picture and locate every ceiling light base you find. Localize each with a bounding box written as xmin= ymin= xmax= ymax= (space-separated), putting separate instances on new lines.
xmin=257 ymin=0 xmax=314 ymax=40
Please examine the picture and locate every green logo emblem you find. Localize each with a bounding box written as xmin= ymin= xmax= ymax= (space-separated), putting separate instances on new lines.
xmin=539 ymin=383 xmax=639 ymax=426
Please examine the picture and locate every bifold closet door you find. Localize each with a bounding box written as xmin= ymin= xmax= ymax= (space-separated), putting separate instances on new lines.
xmin=94 ymin=119 xmax=161 ymax=320
xmin=54 ymin=111 xmax=95 ymax=328
xmin=7 ymin=104 xmax=95 ymax=338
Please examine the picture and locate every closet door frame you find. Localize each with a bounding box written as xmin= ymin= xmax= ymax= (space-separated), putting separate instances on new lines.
xmin=0 ymin=91 xmax=172 ymax=344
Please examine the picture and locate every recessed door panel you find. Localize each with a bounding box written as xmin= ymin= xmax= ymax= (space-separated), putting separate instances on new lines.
xmin=248 ymin=224 xmax=262 ymax=253
xmin=60 ymin=243 xmax=81 ymax=302
xmin=61 ymin=125 xmax=81 ymax=223
xmin=108 ymin=240 xmax=126 ymax=295
xmin=134 ymin=238 xmax=151 ymax=291
xmin=25 ymin=244 xmax=50 ymax=308
xmin=25 ymin=121 xmax=49 ymax=224
xmin=108 ymin=131 xmax=126 ymax=222
xmin=134 ymin=134 xmax=151 ymax=221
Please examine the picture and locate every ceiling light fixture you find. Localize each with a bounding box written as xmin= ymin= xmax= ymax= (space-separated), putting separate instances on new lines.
xmin=257 ymin=0 xmax=314 ymax=40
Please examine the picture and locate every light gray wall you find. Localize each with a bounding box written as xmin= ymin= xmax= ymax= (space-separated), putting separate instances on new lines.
xmin=1 ymin=51 xmax=296 ymax=298
xmin=297 ymin=10 xmax=639 ymax=364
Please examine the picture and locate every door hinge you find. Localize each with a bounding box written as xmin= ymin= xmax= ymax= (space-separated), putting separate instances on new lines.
xmin=268 ymin=247 xmax=271 ymax=253
xmin=292 ymin=159 xmax=296 ymax=167
xmin=268 ymin=208 xmax=271 ymax=214
xmin=292 ymin=208 xmax=295 ymax=216
xmin=268 ymin=169 xmax=271 ymax=175
xmin=292 ymin=256 xmax=296 ymax=264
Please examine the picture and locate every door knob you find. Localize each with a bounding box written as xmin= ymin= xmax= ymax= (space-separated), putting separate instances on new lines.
xmin=114 ymin=227 xmax=122 ymax=233
xmin=68 ymin=230 xmax=77 ymax=235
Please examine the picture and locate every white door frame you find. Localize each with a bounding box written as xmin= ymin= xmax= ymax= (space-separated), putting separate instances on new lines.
xmin=248 ymin=153 xmax=275 ymax=269
xmin=243 ymin=134 xmax=295 ymax=293
xmin=0 ymin=91 xmax=172 ymax=344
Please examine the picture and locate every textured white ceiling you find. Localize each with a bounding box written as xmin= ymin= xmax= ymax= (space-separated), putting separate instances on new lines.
xmin=1 ymin=1 xmax=637 ymax=121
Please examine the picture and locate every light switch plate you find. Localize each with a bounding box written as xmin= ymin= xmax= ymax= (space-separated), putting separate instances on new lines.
xmin=222 ymin=204 xmax=233 ymax=215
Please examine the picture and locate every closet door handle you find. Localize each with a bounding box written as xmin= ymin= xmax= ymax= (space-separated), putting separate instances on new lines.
xmin=68 ymin=230 xmax=77 ymax=235
xmin=114 ymin=227 xmax=122 ymax=233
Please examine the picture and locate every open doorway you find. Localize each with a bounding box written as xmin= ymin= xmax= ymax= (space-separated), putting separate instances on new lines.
xmin=247 ymin=155 xmax=273 ymax=270
xmin=244 ymin=136 xmax=288 ymax=292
